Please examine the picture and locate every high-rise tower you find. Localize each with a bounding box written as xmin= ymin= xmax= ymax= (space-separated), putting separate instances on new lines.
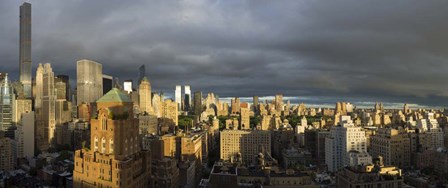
xmin=19 ymin=3 xmax=32 ymax=98
xmin=175 ymin=85 xmax=181 ymax=109
xmin=194 ymin=91 xmax=202 ymax=115
xmin=139 ymin=77 xmax=152 ymax=114
xmin=42 ymin=64 xmax=56 ymax=147
xmin=0 ymin=74 xmax=14 ymax=131
xmin=184 ymin=85 xmax=191 ymax=111
xmin=76 ymin=59 xmax=103 ymax=106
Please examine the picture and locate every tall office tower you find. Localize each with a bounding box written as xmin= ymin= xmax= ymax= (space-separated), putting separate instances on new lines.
xmin=231 ymin=97 xmax=240 ymax=114
xmin=325 ymin=116 xmax=368 ymax=172
xmin=370 ymin=128 xmax=411 ymax=169
xmin=42 ymin=64 xmax=56 ymax=147
xmin=175 ymin=85 xmax=182 ymax=110
xmin=73 ymin=88 xmax=151 ymax=187
xmin=274 ymin=94 xmax=283 ymax=112
xmin=54 ymin=77 xmax=67 ymax=100
xmin=102 ymin=74 xmax=113 ymax=94
xmin=138 ymin=65 xmax=145 ymax=84
xmin=76 ymin=59 xmax=103 ymax=106
xmin=19 ymin=3 xmax=32 ymax=98
xmin=123 ymin=80 xmax=133 ymax=94
xmin=34 ymin=64 xmax=45 ymax=150
xmin=220 ymin=130 xmax=271 ymax=164
xmin=240 ymin=107 xmax=250 ymax=130
xmin=194 ymin=91 xmax=202 ymax=115
xmin=56 ymin=75 xmax=70 ymax=100
xmin=139 ymin=77 xmax=152 ymax=114
xmin=184 ymin=85 xmax=191 ymax=111
xmin=0 ymin=74 xmax=14 ymax=131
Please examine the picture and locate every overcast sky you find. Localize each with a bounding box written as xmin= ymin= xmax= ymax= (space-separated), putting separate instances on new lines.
xmin=1 ymin=0 xmax=448 ymax=108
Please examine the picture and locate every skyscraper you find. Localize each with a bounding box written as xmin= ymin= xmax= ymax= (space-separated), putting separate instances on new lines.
xmin=42 ymin=64 xmax=56 ymax=148
xmin=0 ymin=74 xmax=14 ymax=131
xmin=175 ymin=85 xmax=181 ymax=109
xmin=76 ymin=59 xmax=103 ymax=106
xmin=139 ymin=77 xmax=152 ymax=114
xmin=35 ymin=64 xmax=45 ymax=150
xmin=19 ymin=3 xmax=32 ymax=98
xmin=194 ymin=91 xmax=202 ymax=115
xmin=102 ymin=74 xmax=113 ymax=94
xmin=184 ymin=85 xmax=191 ymax=111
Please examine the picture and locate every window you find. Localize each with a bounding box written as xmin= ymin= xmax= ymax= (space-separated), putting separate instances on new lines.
xmin=110 ymin=138 xmax=114 ymax=154
xmin=94 ymin=136 xmax=99 ymax=152
xmin=102 ymin=116 xmax=107 ymax=130
xmin=102 ymin=137 xmax=106 ymax=153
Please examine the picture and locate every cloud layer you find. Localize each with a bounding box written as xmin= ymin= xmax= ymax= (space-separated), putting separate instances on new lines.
xmin=1 ymin=0 xmax=448 ymax=107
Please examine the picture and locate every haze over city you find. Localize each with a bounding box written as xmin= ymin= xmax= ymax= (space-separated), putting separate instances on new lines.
xmin=2 ymin=0 xmax=448 ymax=107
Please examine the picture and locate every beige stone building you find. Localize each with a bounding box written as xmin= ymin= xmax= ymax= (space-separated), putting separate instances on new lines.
xmin=138 ymin=113 xmax=157 ymax=135
xmin=180 ymin=134 xmax=203 ymax=187
xmin=274 ymin=94 xmax=283 ymax=114
xmin=42 ymin=63 xmax=56 ymax=147
xmin=336 ymin=164 xmax=403 ymax=188
xmin=13 ymin=98 xmax=32 ymax=124
xmin=220 ymin=130 xmax=271 ymax=164
xmin=73 ymin=88 xmax=151 ymax=188
xmin=77 ymin=103 xmax=90 ymax=122
xmin=34 ymin=63 xmax=56 ymax=151
xmin=231 ymin=97 xmax=240 ymax=115
xmin=161 ymin=99 xmax=178 ymax=126
xmin=138 ymin=77 xmax=152 ymax=114
xmin=370 ymin=128 xmax=411 ymax=168
xmin=240 ymin=107 xmax=250 ymax=130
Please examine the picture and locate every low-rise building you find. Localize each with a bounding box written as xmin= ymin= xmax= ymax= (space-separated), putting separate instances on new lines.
xmin=336 ymin=163 xmax=403 ymax=188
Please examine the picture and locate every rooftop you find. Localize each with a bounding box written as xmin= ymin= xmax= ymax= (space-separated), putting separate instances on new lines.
xmin=97 ymin=88 xmax=131 ymax=103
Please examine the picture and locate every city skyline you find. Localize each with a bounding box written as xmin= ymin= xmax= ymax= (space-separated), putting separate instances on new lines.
xmin=1 ymin=2 xmax=448 ymax=187
xmin=2 ymin=1 xmax=448 ymax=107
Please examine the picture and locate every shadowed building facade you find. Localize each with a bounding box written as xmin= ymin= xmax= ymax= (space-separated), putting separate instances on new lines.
xmin=73 ymin=88 xmax=151 ymax=187
xmin=19 ymin=2 xmax=32 ymax=98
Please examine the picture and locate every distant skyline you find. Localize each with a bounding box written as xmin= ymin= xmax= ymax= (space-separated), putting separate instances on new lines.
xmin=2 ymin=1 xmax=448 ymax=107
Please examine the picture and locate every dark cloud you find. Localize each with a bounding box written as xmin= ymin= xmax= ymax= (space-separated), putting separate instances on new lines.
xmin=1 ymin=0 xmax=448 ymax=107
